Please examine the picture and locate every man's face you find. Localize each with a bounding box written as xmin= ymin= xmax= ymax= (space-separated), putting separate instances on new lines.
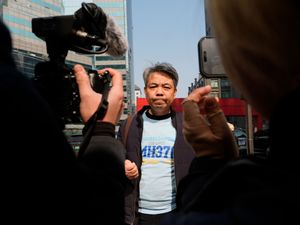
xmin=144 ymin=72 xmax=177 ymax=116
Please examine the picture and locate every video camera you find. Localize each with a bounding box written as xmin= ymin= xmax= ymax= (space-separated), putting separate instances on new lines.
xmin=31 ymin=2 xmax=127 ymax=126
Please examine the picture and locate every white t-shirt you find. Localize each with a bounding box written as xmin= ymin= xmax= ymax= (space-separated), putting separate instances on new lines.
xmin=138 ymin=111 xmax=176 ymax=215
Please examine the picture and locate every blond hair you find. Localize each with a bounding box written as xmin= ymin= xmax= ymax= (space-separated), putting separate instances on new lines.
xmin=208 ymin=0 xmax=300 ymax=117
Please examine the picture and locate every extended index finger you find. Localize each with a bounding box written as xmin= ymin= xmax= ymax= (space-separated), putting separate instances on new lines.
xmin=185 ymin=85 xmax=212 ymax=103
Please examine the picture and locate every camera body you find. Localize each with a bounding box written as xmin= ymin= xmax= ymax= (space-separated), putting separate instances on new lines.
xmin=32 ymin=3 xmax=111 ymax=125
xmin=63 ymin=69 xmax=111 ymax=123
xmin=69 ymin=69 xmax=111 ymax=122
xmin=33 ymin=61 xmax=111 ymax=125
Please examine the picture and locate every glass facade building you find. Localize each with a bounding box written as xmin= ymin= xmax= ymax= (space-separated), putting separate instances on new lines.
xmin=1 ymin=0 xmax=92 ymax=79
xmin=93 ymin=0 xmax=134 ymax=119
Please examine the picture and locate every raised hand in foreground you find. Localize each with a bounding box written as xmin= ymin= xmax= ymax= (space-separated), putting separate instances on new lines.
xmin=182 ymin=85 xmax=239 ymax=160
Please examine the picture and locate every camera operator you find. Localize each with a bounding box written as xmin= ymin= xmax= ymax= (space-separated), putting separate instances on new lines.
xmin=1 ymin=19 xmax=127 ymax=225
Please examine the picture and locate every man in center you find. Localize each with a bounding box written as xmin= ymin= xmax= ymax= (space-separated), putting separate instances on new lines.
xmin=118 ymin=62 xmax=195 ymax=225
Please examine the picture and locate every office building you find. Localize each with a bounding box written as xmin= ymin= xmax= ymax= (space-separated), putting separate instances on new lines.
xmin=93 ymin=0 xmax=135 ymax=119
xmin=1 ymin=0 xmax=92 ymax=78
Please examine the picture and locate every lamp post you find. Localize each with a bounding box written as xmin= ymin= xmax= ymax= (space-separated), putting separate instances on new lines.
xmin=246 ymin=103 xmax=254 ymax=155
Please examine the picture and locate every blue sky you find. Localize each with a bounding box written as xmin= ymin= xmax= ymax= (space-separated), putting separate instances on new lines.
xmin=64 ymin=0 xmax=206 ymax=98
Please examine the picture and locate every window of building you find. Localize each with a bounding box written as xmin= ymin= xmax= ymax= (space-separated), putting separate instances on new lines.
xmin=210 ymin=79 xmax=219 ymax=88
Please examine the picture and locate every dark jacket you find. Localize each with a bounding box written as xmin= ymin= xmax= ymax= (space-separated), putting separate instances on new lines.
xmin=160 ymin=89 xmax=300 ymax=225
xmin=117 ymin=105 xmax=195 ymax=225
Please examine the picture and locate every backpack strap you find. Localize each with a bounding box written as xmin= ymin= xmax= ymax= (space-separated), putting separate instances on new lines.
xmin=123 ymin=114 xmax=134 ymax=147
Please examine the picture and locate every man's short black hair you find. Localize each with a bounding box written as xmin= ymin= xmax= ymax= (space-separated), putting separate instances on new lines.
xmin=143 ymin=62 xmax=179 ymax=87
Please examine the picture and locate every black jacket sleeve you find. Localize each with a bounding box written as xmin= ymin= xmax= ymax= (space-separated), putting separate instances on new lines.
xmin=175 ymin=157 xmax=227 ymax=211
xmin=78 ymin=121 xmax=128 ymax=225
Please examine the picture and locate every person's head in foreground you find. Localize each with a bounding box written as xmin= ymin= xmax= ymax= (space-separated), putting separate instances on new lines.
xmin=208 ymin=0 xmax=300 ymax=119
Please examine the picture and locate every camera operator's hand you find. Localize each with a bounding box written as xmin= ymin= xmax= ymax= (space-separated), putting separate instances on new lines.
xmin=73 ymin=64 xmax=124 ymax=125
xmin=182 ymin=85 xmax=239 ymax=160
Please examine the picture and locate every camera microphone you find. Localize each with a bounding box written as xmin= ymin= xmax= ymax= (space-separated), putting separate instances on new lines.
xmin=105 ymin=15 xmax=128 ymax=57
xmin=73 ymin=2 xmax=128 ymax=57
xmin=73 ymin=15 xmax=128 ymax=57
